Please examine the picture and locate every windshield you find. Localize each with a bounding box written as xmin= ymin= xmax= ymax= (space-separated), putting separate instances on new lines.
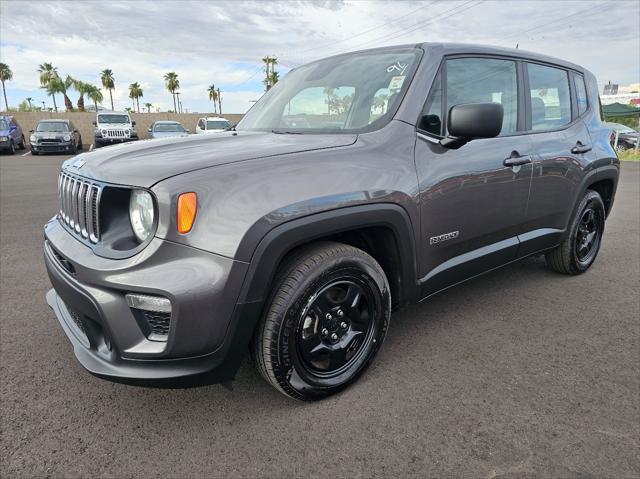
xmin=154 ymin=123 xmax=185 ymax=132
xmin=37 ymin=122 xmax=69 ymax=132
xmin=98 ymin=114 xmax=130 ymax=124
xmin=237 ymin=48 xmax=422 ymax=133
xmin=0 ymin=120 xmax=8 ymax=130
xmin=206 ymin=120 xmax=230 ymax=130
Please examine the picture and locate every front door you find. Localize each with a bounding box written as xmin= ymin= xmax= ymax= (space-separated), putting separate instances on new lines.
xmin=415 ymin=56 xmax=533 ymax=297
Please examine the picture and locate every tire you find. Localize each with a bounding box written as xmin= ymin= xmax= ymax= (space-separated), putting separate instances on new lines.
xmin=8 ymin=141 xmax=15 ymax=155
xmin=615 ymin=144 xmax=627 ymax=153
xmin=19 ymin=135 xmax=26 ymax=150
xmin=545 ymin=190 xmax=605 ymax=275
xmin=77 ymin=137 xmax=83 ymax=150
xmin=252 ymin=242 xmax=391 ymax=401
xmin=30 ymin=149 xmax=39 ymax=156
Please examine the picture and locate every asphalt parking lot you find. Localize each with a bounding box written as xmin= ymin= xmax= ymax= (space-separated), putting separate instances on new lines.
xmin=1 ymin=153 xmax=638 ymax=478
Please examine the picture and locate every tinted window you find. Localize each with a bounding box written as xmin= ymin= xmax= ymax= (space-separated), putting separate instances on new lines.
xmin=419 ymin=71 xmax=442 ymax=136
xmin=446 ymin=58 xmax=518 ymax=135
xmin=206 ymin=120 xmax=230 ymax=130
xmin=154 ymin=123 xmax=184 ymax=132
xmin=98 ymin=114 xmax=130 ymax=124
xmin=574 ymin=74 xmax=588 ymax=116
xmin=527 ymin=63 xmax=572 ymax=130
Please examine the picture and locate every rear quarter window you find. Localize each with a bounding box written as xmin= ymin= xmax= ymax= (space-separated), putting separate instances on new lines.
xmin=574 ymin=74 xmax=589 ymax=116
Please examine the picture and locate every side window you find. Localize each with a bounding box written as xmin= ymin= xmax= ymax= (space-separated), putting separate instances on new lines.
xmin=527 ymin=63 xmax=572 ymax=130
xmin=574 ymin=74 xmax=588 ymax=116
xmin=419 ymin=71 xmax=442 ymax=136
xmin=445 ymin=57 xmax=518 ymax=135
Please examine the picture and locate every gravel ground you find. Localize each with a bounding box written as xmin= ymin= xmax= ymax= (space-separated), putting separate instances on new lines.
xmin=1 ymin=154 xmax=638 ymax=478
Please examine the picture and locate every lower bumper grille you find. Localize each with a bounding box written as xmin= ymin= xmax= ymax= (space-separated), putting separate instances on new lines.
xmin=67 ymin=307 xmax=87 ymax=336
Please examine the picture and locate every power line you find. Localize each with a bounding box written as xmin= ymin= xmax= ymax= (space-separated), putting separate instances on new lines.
xmin=325 ymin=0 xmax=482 ymax=57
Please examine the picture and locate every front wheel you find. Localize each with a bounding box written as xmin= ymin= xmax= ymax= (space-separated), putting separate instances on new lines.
xmin=19 ymin=135 xmax=26 ymax=150
xmin=252 ymin=242 xmax=391 ymax=401
xmin=545 ymin=189 xmax=605 ymax=275
xmin=7 ymin=141 xmax=15 ymax=155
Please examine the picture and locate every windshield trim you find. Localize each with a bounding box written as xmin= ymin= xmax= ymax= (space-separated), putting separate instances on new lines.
xmin=236 ymin=47 xmax=424 ymax=135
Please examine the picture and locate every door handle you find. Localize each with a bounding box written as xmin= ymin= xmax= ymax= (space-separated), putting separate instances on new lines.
xmin=571 ymin=142 xmax=592 ymax=154
xmin=503 ymin=151 xmax=532 ymax=167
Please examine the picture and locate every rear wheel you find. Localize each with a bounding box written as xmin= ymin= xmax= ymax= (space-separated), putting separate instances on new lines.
xmin=19 ymin=135 xmax=26 ymax=149
xmin=545 ymin=189 xmax=605 ymax=275
xmin=8 ymin=141 xmax=15 ymax=155
xmin=252 ymin=242 xmax=391 ymax=401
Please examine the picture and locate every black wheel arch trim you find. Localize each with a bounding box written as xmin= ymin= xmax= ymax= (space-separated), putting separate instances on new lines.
xmin=236 ymin=203 xmax=420 ymax=307
xmin=564 ymin=163 xmax=618 ymax=240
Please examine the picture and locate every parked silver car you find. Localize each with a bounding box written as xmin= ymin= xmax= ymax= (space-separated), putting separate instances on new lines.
xmin=148 ymin=121 xmax=189 ymax=139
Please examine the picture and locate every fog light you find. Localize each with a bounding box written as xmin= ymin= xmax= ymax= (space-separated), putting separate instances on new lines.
xmin=125 ymin=293 xmax=171 ymax=313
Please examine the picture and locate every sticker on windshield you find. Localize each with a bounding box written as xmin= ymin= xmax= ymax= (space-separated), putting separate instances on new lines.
xmin=389 ymin=75 xmax=406 ymax=91
xmin=386 ymin=61 xmax=408 ymax=74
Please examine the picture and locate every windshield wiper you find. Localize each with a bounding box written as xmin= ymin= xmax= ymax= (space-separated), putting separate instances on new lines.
xmin=271 ymin=129 xmax=304 ymax=134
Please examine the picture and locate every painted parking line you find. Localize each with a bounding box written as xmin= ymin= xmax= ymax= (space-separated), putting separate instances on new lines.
xmin=21 ymin=151 xmax=31 ymax=157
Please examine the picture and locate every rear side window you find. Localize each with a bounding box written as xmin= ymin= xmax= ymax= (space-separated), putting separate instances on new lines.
xmin=445 ymin=58 xmax=519 ymax=135
xmin=574 ymin=74 xmax=589 ymax=116
xmin=527 ymin=63 xmax=572 ymax=130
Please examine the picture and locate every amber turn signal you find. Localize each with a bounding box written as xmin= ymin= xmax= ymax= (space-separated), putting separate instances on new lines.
xmin=177 ymin=192 xmax=197 ymax=234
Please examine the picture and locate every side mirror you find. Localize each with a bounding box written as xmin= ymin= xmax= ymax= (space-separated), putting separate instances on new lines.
xmin=132 ymin=121 xmax=136 ymax=126
xmin=185 ymin=129 xmax=190 ymax=133
xmin=9 ymin=125 xmax=16 ymax=131
xmin=92 ymin=121 xmax=97 ymax=126
xmin=73 ymin=129 xmax=78 ymax=133
xmin=147 ymin=128 xmax=152 ymax=133
xmin=29 ymin=129 xmax=34 ymax=133
xmin=440 ymin=103 xmax=503 ymax=149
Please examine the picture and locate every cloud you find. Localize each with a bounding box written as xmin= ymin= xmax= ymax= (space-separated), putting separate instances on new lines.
xmin=1 ymin=0 xmax=638 ymax=112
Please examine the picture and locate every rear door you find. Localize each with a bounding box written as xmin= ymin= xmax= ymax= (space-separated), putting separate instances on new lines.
xmin=519 ymin=63 xmax=595 ymax=255
xmin=415 ymin=56 xmax=534 ymax=296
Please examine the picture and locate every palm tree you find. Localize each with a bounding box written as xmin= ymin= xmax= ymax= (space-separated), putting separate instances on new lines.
xmin=208 ymin=84 xmax=218 ymax=114
xmin=144 ymin=102 xmax=153 ymax=113
xmin=124 ymin=107 xmax=132 ymax=114
xmin=269 ymin=71 xmax=279 ymax=87
xmin=87 ymin=85 xmax=103 ymax=112
xmin=26 ymin=97 xmax=33 ymax=110
xmin=100 ymin=69 xmax=115 ymax=110
xmin=0 ymin=63 xmax=12 ymax=111
xmin=37 ymin=62 xmax=60 ymax=112
xmin=44 ymin=77 xmax=65 ymax=111
xmin=60 ymin=75 xmax=76 ymax=111
xmin=163 ymin=72 xmax=179 ymax=112
xmin=128 ymin=82 xmax=143 ymax=113
xmin=73 ymin=80 xmax=92 ymax=112
xmin=262 ymin=56 xmax=278 ymax=91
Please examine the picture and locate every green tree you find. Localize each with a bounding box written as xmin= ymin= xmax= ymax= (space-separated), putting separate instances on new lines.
xmin=25 ymin=97 xmax=34 ymax=110
xmin=144 ymin=102 xmax=153 ymax=113
xmin=128 ymin=82 xmax=143 ymax=113
xmin=73 ymin=80 xmax=92 ymax=112
xmin=0 ymin=62 xmax=12 ymax=111
xmin=163 ymin=72 xmax=179 ymax=113
xmin=100 ymin=69 xmax=115 ymax=110
xmin=208 ymin=84 xmax=218 ymax=114
xmin=87 ymin=85 xmax=103 ymax=112
xmin=60 ymin=75 xmax=76 ymax=111
xmin=37 ymin=62 xmax=60 ymax=112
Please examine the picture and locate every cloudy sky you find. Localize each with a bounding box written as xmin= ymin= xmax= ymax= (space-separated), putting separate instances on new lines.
xmin=1 ymin=0 xmax=638 ymax=114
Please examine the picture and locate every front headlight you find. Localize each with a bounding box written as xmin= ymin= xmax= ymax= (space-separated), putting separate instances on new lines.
xmin=129 ymin=190 xmax=155 ymax=242
xmin=30 ymin=134 xmax=36 ymax=142
xmin=1 ymin=136 xmax=9 ymax=141
xmin=63 ymin=134 xmax=71 ymax=142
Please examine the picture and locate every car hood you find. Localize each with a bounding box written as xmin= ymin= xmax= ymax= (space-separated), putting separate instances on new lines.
xmin=63 ymin=130 xmax=357 ymax=187
xmin=0 ymin=129 xmax=10 ymax=136
xmin=98 ymin=123 xmax=132 ymax=128
xmin=33 ymin=131 xmax=68 ymax=139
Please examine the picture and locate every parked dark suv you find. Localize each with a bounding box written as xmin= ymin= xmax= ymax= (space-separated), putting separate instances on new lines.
xmin=44 ymin=43 xmax=619 ymax=400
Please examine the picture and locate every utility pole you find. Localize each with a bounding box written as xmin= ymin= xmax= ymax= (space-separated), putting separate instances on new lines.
xmin=175 ymin=92 xmax=181 ymax=113
xmin=217 ymin=88 xmax=222 ymax=115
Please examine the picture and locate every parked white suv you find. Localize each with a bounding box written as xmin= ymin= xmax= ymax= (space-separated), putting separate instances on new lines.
xmin=195 ymin=117 xmax=230 ymax=134
xmin=93 ymin=112 xmax=138 ymax=148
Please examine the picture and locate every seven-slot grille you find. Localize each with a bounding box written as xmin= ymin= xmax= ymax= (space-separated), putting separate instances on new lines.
xmin=104 ymin=129 xmax=130 ymax=139
xmin=58 ymin=172 xmax=102 ymax=243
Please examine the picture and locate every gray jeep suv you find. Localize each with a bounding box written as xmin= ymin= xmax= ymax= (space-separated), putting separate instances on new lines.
xmin=44 ymin=43 xmax=619 ymax=400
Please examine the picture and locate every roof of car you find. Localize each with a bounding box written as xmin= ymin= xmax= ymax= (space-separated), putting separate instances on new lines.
xmin=98 ymin=111 xmax=130 ymax=115
xmin=153 ymin=120 xmax=181 ymax=124
xmin=313 ymin=42 xmax=585 ymax=73
xmin=203 ymin=117 xmax=228 ymax=121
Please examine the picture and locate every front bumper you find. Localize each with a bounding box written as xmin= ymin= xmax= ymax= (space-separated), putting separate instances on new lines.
xmin=44 ymin=217 xmax=256 ymax=386
xmin=95 ymin=136 xmax=138 ymax=146
xmin=31 ymin=141 xmax=73 ymax=153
